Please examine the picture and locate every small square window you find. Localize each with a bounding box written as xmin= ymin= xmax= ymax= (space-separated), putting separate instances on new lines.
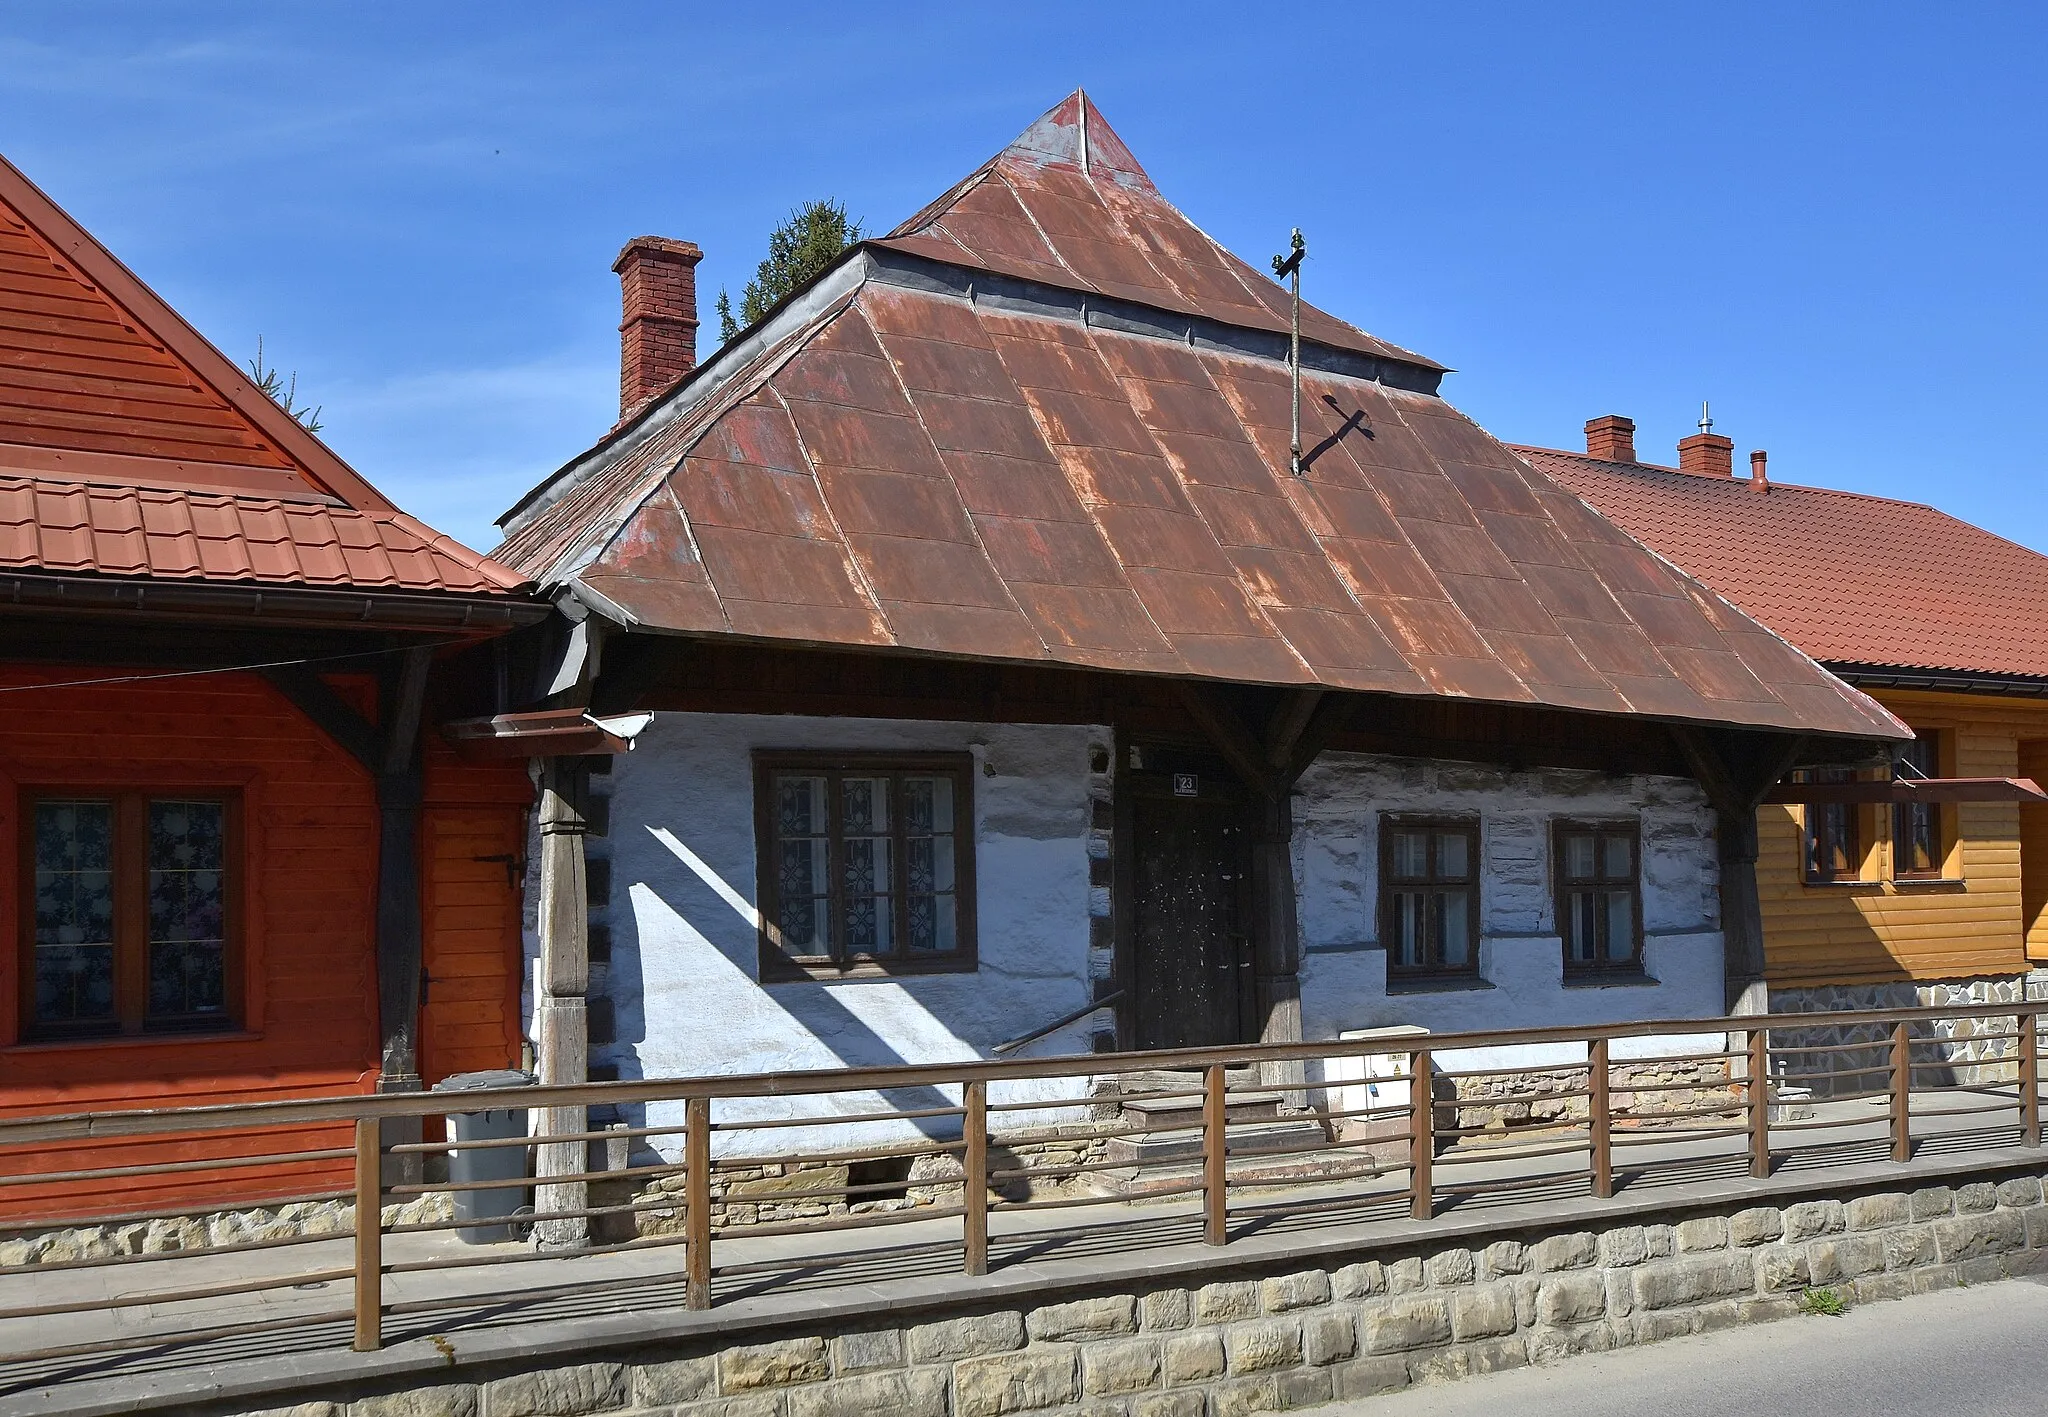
xmin=22 ymin=790 xmax=240 ymax=1039
xmin=755 ymin=754 xmax=975 ymax=978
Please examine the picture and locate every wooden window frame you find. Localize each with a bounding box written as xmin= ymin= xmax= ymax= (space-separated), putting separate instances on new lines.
xmin=1795 ymin=766 xmax=1867 ymax=885
xmin=1891 ymin=731 xmax=1950 ymax=882
xmin=1378 ymin=815 xmax=1482 ymax=979
xmin=753 ymin=752 xmax=977 ymax=981
xmin=17 ymin=786 xmax=245 ymax=1042
xmin=1554 ymin=817 xmax=1645 ymax=976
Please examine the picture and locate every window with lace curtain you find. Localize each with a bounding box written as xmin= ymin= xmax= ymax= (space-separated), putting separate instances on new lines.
xmin=754 ymin=753 xmax=976 ymax=979
xmin=1555 ymin=819 xmax=1643 ymax=975
xmin=22 ymin=791 xmax=239 ymax=1038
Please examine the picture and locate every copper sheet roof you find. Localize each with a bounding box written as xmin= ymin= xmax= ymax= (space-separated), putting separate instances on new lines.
xmin=1521 ymin=445 xmax=2048 ymax=682
xmin=496 ymin=95 xmax=1901 ymax=742
xmin=0 ymin=152 xmax=527 ymax=596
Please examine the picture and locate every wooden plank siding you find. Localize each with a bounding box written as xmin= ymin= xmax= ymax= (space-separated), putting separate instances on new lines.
xmin=0 ymin=212 xmax=297 ymax=470
xmin=1761 ymin=687 xmax=2048 ymax=985
xmin=0 ymin=666 xmax=531 ymax=1221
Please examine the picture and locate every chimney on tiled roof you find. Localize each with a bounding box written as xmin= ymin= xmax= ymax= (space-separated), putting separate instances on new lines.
xmin=1585 ymin=415 xmax=1637 ymax=463
xmin=613 ymin=236 xmax=702 ymax=418
xmin=1750 ymin=449 xmax=1770 ymax=493
xmin=1677 ymin=402 xmax=1734 ymax=477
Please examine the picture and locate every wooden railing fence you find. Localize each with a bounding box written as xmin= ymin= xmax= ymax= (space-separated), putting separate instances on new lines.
xmin=0 ymin=1002 xmax=2040 ymax=1367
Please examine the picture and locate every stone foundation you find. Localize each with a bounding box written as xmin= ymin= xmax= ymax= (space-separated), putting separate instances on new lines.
xmin=607 ymin=1125 xmax=1116 ymax=1240
xmin=0 ymin=1193 xmax=452 ymax=1268
xmin=1768 ymin=975 xmax=2035 ymax=1095
xmin=1449 ymin=1059 xmax=1740 ymax=1132
xmin=184 ymin=1168 xmax=2048 ymax=1417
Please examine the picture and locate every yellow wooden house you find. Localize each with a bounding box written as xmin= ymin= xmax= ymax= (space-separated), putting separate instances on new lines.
xmin=1524 ymin=417 xmax=2048 ymax=1016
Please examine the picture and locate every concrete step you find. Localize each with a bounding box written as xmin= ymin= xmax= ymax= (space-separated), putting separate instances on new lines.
xmin=1082 ymin=1123 xmax=1369 ymax=1203
xmin=1116 ymin=1089 xmax=1285 ymax=1131
xmin=1103 ymin=1116 xmax=1329 ymax=1168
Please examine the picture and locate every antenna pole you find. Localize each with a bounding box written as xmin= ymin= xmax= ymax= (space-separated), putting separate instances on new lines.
xmin=1271 ymin=229 xmax=1305 ymax=476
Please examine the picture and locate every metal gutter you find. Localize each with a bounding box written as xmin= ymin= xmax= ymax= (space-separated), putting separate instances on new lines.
xmin=0 ymin=573 xmax=551 ymax=633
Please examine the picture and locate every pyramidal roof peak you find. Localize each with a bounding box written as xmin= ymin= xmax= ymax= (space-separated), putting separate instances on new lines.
xmin=1001 ymin=89 xmax=1155 ymax=190
xmin=877 ymin=91 xmax=1445 ymax=374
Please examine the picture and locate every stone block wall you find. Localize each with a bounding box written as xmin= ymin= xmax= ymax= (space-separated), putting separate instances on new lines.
xmin=1768 ymin=975 xmax=2035 ymax=1094
xmin=197 ymin=1168 xmax=2048 ymax=1417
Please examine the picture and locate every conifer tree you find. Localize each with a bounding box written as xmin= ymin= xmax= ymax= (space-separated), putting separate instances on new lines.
xmin=716 ymin=199 xmax=862 ymax=343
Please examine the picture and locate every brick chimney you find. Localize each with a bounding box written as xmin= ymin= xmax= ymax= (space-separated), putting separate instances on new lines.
xmin=1584 ymin=415 xmax=1637 ymax=463
xmin=613 ymin=236 xmax=702 ymax=418
xmin=1678 ymin=432 xmax=1734 ymax=477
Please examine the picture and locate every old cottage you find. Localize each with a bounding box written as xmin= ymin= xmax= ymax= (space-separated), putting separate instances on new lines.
xmin=490 ymin=95 xmax=1907 ymax=1175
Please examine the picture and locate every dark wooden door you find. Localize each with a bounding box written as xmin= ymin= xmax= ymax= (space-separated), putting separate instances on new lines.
xmin=1129 ymin=769 xmax=1250 ymax=1050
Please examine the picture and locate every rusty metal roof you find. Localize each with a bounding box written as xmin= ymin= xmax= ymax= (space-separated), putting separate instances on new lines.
xmin=496 ymin=95 xmax=1902 ymax=742
xmin=0 ymin=150 xmax=528 ymax=597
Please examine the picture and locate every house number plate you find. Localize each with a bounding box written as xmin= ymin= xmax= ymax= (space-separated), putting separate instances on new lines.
xmin=1173 ymin=773 xmax=1199 ymax=798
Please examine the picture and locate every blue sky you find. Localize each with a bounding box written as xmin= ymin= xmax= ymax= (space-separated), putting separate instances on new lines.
xmin=3 ymin=4 xmax=2043 ymax=556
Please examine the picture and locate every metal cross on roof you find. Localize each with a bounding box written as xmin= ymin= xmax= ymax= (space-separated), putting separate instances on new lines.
xmin=1271 ymin=229 xmax=1306 ymax=476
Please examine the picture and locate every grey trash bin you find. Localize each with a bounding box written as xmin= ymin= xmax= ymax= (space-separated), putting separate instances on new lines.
xmin=433 ymin=1069 xmax=534 ymax=1243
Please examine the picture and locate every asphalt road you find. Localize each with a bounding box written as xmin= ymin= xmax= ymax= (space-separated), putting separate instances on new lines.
xmin=1332 ymin=1276 xmax=2048 ymax=1416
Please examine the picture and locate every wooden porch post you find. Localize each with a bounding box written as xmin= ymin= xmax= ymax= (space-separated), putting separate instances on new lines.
xmin=533 ymin=757 xmax=591 ymax=1249
xmin=374 ymin=649 xmax=433 ymax=1183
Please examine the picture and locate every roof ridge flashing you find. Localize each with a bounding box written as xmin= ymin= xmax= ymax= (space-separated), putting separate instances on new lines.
xmin=866 ymin=247 xmax=1444 ymax=394
xmin=1514 ymin=444 xmax=1943 ymax=514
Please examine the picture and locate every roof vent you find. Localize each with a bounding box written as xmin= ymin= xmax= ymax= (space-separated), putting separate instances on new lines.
xmin=1750 ymin=449 xmax=1770 ymax=493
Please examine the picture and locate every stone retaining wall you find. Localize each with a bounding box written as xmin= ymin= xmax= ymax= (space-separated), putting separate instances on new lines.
xmin=197 ymin=1170 xmax=2048 ymax=1417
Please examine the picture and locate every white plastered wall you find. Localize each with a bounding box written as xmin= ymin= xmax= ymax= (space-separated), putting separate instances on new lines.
xmin=1293 ymin=751 xmax=1727 ymax=1073
xmin=595 ymin=713 xmax=1107 ymax=1157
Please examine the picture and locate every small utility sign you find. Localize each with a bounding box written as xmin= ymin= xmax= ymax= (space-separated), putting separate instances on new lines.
xmin=1173 ymin=773 xmax=1199 ymax=798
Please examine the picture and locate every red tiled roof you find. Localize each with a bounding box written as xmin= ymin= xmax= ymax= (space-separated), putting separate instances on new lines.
xmin=0 ymin=152 xmax=528 ymax=596
xmin=496 ymin=95 xmax=1901 ymax=743
xmin=0 ymin=476 xmax=516 ymax=593
xmin=1518 ymin=447 xmax=2048 ymax=682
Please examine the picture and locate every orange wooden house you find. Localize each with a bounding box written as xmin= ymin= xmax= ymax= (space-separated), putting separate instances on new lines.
xmin=0 ymin=151 xmax=548 ymax=1219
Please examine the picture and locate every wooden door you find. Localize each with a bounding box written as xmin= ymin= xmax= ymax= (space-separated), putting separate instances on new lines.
xmin=418 ymin=806 xmax=526 ymax=1085
xmin=1128 ymin=759 xmax=1250 ymax=1050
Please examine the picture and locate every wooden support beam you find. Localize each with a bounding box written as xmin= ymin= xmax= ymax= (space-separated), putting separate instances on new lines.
xmin=1670 ymin=727 xmax=1810 ymax=1009
xmin=1174 ymin=683 xmax=1270 ymax=793
xmin=372 ymin=651 xmax=433 ymax=1107
xmin=260 ymin=666 xmax=380 ymax=772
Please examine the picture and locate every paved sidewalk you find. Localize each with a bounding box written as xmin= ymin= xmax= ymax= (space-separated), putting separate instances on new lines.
xmin=1342 ymin=1273 xmax=2048 ymax=1416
